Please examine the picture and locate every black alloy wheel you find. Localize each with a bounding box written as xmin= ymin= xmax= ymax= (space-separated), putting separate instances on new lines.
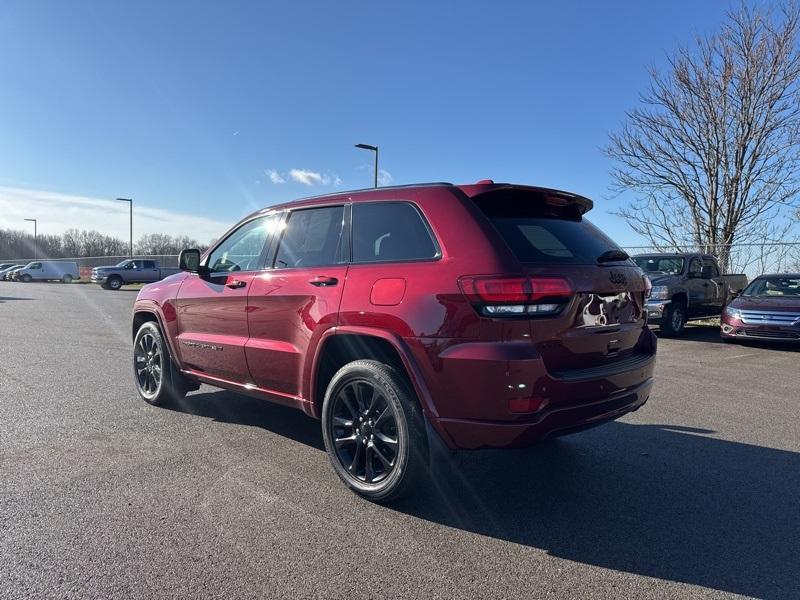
xmin=331 ymin=379 xmax=400 ymax=485
xmin=134 ymin=327 xmax=164 ymax=402
xmin=322 ymin=360 xmax=427 ymax=502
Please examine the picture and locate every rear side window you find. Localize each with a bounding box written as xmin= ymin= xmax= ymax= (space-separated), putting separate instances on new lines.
xmin=702 ymin=257 xmax=719 ymax=277
xmin=472 ymin=191 xmax=626 ymax=265
xmin=352 ymin=202 xmax=438 ymax=263
xmin=274 ymin=206 xmax=345 ymax=268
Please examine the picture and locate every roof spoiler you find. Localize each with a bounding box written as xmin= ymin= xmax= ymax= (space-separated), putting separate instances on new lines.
xmin=456 ymin=183 xmax=593 ymax=215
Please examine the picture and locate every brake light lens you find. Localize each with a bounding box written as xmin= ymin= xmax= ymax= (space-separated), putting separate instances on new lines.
xmin=643 ymin=275 xmax=653 ymax=299
xmin=459 ymin=275 xmax=573 ymax=317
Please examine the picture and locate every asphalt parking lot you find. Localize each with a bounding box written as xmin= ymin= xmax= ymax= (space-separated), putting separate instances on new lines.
xmin=1 ymin=282 xmax=799 ymax=599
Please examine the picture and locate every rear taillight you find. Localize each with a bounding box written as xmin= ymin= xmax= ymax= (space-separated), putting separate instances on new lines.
xmin=643 ymin=274 xmax=653 ymax=299
xmin=459 ymin=275 xmax=573 ymax=317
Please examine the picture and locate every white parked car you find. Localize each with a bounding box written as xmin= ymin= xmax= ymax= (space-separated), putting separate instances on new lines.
xmin=15 ymin=261 xmax=80 ymax=283
xmin=0 ymin=264 xmax=26 ymax=280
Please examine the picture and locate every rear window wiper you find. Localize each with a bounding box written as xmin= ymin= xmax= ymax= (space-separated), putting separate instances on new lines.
xmin=597 ymin=249 xmax=630 ymax=263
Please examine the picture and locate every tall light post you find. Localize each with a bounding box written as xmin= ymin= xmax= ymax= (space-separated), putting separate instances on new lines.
xmin=116 ymin=198 xmax=133 ymax=258
xmin=355 ymin=143 xmax=379 ymax=188
xmin=24 ymin=218 xmax=37 ymax=260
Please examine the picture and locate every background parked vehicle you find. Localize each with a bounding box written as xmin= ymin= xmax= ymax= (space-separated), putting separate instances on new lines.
xmin=0 ymin=263 xmax=16 ymax=271
xmin=0 ymin=264 xmax=26 ymax=280
xmin=15 ymin=261 xmax=80 ymax=283
xmin=4 ymin=265 xmax=28 ymax=281
xmin=634 ymin=253 xmax=747 ymax=336
xmin=132 ymin=181 xmax=656 ymax=501
xmin=721 ymin=274 xmax=800 ymax=343
xmin=91 ymin=259 xmax=181 ymax=290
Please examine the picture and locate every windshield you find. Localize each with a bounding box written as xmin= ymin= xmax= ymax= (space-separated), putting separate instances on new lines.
xmin=742 ymin=276 xmax=800 ymax=298
xmin=115 ymin=260 xmax=131 ymax=268
xmin=634 ymin=256 xmax=685 ymax=275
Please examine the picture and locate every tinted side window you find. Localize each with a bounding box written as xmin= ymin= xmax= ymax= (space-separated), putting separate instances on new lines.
xmin=207 ymin=215 xmax=275 ymax=273
xmin=142 ymin=260 xmax=156 ymax=269
xmin=702 ymin=258 xmax=719 ymax=277
xmin=274 ymin=206 xmax=345 ymax=268
xmin=352 ymin=202 xmax=438 ymax=263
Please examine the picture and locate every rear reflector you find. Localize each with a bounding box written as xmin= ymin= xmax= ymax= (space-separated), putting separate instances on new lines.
xmin=509 ymin=396 xmax=546 ymax=413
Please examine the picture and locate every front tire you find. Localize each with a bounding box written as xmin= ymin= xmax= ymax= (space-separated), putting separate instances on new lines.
xmin=660 ymin=301 xmax=686 ymax=337
xmin=20 ymin=274 xmax=32 ymax=283
xmin=61 ymin=274 xmax=73 ymax=284
xmin=133 ymin=321 xmax=190 ymax=406
xmin=321 ymin=360 xmax=427 ymax=502
xmin=107 ymin=276 xmax=123 ymax=290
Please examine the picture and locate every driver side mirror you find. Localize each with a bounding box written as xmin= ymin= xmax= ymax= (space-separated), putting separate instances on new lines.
xmin=179 ymin=249 xmax=204 ymax=274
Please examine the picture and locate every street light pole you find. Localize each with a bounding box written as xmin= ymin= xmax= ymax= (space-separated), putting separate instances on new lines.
xmin=116 ymin=198 xmax=133 ymax=258
xmin=355 ymin=143 xmax=379 ymax=188
xmin=24 ymin=218 xmax=37 ymax=260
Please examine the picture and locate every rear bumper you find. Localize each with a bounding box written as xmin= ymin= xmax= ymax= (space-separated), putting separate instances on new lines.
xmin=411 ymin=329 xmax=657 ymax=450
xmin=433 ymin=377 xmax=652 ymax=449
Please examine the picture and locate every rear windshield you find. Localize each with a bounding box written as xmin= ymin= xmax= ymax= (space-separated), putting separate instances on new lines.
xmin=472 ymin=193 xmax=626 ymax=265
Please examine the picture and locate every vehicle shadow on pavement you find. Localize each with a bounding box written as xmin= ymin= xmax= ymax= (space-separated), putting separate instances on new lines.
xmin=0 ymin=296 xmax=33 ymax=302
xmin=394 ymin=422 xmax=800 ymax=600
xmin=166 ymin=390 xmax=798 ymax=598
xmin=167 ymin=390 xmax=326 ymax=450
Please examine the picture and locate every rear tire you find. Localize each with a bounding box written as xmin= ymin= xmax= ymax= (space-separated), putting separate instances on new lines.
xmin=133 ymin=321 xmax=191 ymax=406
xmin=660 ymin=301 xmax=686 ymax=337
xmin=321 ymin=359 xmax=427 ymax=502
xmin=61 ymin=274 xmax=73 ymax=284
xmin=107 ymin=276 xmax=123 ymax=290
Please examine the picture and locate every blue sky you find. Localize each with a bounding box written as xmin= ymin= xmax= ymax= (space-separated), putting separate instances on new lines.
xmin=0 ymin=1 xmax=747 ymax=244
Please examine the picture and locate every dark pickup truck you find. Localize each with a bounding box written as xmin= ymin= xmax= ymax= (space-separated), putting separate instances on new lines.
xmin=634 ymin=253 xmax=747 ymax=336
xmin=91 ymin=259 xmax=180 ymax=290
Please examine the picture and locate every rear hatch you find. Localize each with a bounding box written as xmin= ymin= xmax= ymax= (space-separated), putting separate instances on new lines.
xmin=465 ymin=186 xmax=651 ymax=373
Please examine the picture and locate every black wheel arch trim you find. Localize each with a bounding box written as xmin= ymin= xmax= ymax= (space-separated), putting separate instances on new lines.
xmin=132 ymin=302 xmax=184 ymax=374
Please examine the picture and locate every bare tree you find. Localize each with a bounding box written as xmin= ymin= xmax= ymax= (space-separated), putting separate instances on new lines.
xmin=135 ymin=233 xmax=203 ymax=255
xmin=607 ymin=2 xmax=800 ymax=271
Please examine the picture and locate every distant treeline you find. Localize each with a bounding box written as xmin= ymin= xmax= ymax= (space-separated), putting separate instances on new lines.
xmin=0 ymin=228 xmax=210 ymax=260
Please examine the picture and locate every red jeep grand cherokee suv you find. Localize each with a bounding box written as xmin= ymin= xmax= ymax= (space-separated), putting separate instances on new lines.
xmin=132 ymin=181 xmax=656 ymax=500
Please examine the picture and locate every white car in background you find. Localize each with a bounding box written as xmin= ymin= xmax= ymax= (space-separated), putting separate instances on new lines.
xmin=1 ymin=265 xmax=27 ymax=281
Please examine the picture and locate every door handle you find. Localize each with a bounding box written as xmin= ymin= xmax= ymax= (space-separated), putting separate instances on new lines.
xmin=309 ymin=276 xmax=338 ymax=287
xmin=226 ymin=280 xmax=247 ymax=289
